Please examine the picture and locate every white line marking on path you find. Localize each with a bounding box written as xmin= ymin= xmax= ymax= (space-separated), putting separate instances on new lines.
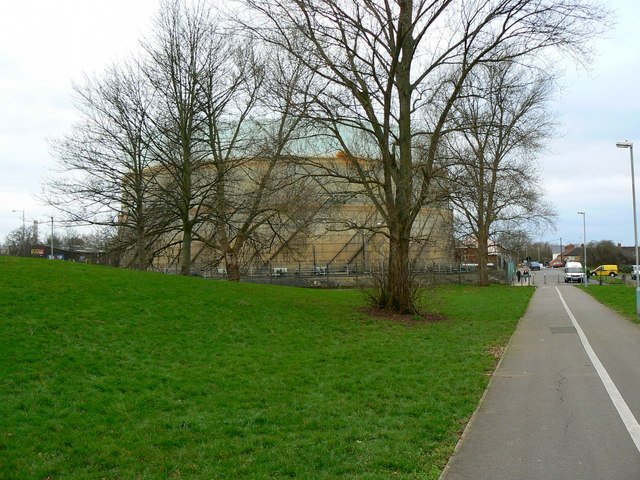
xmin=556 ymin=287 xmax=640 ymax=453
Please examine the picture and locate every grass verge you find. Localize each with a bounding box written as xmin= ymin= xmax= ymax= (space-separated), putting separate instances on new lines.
xmin=0 ymin=257 xmax=533 ymax=479
xmin=581 ymin=283 xmax=640 ymax=323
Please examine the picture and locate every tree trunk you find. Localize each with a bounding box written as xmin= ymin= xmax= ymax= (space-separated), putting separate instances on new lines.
xmin=181 ymin=227 xmax=192 ymax=275
xmin=135 ymin=225 xmax=147 ymax=271
xmin=381 ymin=0 xmax=416 ymax=315
xmin=225 ymin=249 xmax=241 ymax=282
xmin=477 ymin=232 xmax=490 ymax=286
xmin=386 ymin=230 xmax=415 ymax=314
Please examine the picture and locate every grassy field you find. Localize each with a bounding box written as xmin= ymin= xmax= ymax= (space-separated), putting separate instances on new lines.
xmin=581 ymin=283 xmax=640 ymax=322
xmin=0 ymin=257 xmax=534 ymax=479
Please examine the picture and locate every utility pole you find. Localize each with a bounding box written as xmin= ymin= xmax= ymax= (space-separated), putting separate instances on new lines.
xmin=50 ymin=216 xmax=54 ymax=259
xmin=33 ymin=220 xmax=39 ymax=246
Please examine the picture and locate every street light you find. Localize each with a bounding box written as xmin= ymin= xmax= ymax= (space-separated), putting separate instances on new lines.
xmin=616 ymin=140 xmax=639 ymax=316
xmin=577 ymin=211 xmax=587 ymax=288
xmin=12 ymin=209 xmax=25 ymax=256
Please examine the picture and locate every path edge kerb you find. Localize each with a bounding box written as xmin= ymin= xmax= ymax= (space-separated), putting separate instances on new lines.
xmin=437 ymin=285 xmax=537 ymax=480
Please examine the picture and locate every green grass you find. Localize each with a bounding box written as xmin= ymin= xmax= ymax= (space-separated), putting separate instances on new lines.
xmin=588 ymin=275 xmax=623 ymax=285
xmin=581 ymin=283 xmax=640 ymax=322
xmin=0 ymin=257 xmax=533 ymax=479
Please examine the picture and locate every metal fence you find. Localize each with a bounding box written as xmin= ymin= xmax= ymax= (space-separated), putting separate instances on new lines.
xmin=198 ymin=260 xmax=514 ymax=287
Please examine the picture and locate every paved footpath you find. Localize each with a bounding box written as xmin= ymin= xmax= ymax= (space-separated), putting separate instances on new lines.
xmin=440 ymin=283 xmax=640 ymax=480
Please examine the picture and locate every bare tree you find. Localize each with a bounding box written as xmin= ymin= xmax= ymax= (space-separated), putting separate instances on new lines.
xmin=141 ymin=0 xmax=226 ymax=276
xmin=530 ymin=241 xmax=554 ymax=264
xmin=240 ymin=0 xmax=608 ymax=313
xmin=496 ymin=229 xmax=532 ymax=263
xmin=141 ymin=1 xmax=316 ymax=279
xmin=45 ymin=61 xmax=166 ymax=270
xmin=196 ymin=43 xmax=323 ymax=281
xmin=195 ymin=39 xmax=267 ymax=281
xmin=4 ymin=225 xmax=36 ymax=257
xmin=446 ymin=60 xmax=557 ymax=285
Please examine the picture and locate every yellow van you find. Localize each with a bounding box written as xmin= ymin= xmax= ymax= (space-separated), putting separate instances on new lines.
xmin=590 ymin=265 xmax=619 ymax=277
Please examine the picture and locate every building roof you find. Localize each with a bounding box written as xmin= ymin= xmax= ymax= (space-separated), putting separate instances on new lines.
xmin=564 ymin=247 xmax=583 ymax=257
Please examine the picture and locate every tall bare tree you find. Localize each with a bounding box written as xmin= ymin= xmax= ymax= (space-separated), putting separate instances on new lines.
xmin=197 ymin=44 xmax=321 ymax=281
xmin=446 ymin=60 xmax=557 ymax=285
xmin=241 ymin=0 xmax=608 ymax=313
xmin=196 ymin=40 xmax=269 ymax=281
xmin=45 ymin=62 xmax=166 ymax=270
xmin=141 ymin=1 xmax=318 ymax=279
xmin=142 ymin=0 xmax=227 ymax=276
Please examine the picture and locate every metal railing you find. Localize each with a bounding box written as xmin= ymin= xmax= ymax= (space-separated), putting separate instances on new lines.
xmin=195 ymin=260 xmax=512 ymax=286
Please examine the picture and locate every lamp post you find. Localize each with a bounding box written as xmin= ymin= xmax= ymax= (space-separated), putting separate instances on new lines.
xmin=616 ymin=140 xmax=640 ymax=316
xmin=12 ymin=209 xmax=25 ymax=256
xmin=578 ymin=211 xmax=587 ymax=287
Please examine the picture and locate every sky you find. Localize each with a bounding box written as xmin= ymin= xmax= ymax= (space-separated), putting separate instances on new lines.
xmin=0 ymin=0 xmax=639 ymax=249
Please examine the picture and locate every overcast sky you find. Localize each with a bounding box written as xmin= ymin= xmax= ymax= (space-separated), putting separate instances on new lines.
xmin=1 ymin=0 xmax=639 ymax=249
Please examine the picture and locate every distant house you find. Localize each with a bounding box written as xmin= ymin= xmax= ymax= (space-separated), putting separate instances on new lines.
xmin=455 ymin=239 xmax=500 ymax=266
xmin=549 ymin=244 xmax=576 ymax=267
xmin=558 ymin=243 xmax=638 ymax=268
xmin=563 ymin=246 xmax=584 ymax=263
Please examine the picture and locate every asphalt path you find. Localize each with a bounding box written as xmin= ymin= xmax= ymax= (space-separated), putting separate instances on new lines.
xmin=514 ymin=268 xmax=594 ymax=287
xmin=440 ymin=282 xmax=640 ymax=479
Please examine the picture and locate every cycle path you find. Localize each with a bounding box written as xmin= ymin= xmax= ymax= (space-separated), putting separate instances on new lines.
xmin=440 ymin=283 xmax=640 ymax=480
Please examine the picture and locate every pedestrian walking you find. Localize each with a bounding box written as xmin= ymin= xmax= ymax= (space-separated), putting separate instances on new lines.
xmin=516 ymin=269 xmax=522 ymax=283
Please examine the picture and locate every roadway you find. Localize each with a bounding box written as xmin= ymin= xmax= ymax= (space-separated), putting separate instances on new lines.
xmin=515 ymin=267 xmax=620 ymax=286
xmin=440 ymin=282 xmax=640 ymax=479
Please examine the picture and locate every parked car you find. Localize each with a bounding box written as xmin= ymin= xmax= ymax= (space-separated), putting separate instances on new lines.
xmin=590 ymin=265 xmax=619 ymax=277
xmin=530 ymin=262 xmax=541 ymax=271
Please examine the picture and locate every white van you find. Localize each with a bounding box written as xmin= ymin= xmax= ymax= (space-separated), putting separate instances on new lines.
xmin=564 ymin=261 xmax=585 ymax=283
